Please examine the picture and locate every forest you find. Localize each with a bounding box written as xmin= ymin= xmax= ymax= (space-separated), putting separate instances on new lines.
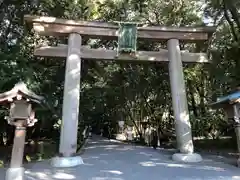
xmin=0 ymin=0 xmax=239 ymax=164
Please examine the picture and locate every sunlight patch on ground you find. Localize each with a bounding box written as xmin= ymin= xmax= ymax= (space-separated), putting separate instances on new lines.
xmin=89 ymin=141 xmax=98 ymax=144
xmin=92 ymin=178 xmax=124 ymax=180
xmin=139 ymin=161 xmax=156 ymax=167
xmin=100 ymin=170 xmax=123 ymax=175
xmin=138 ymin=152 xmax=153 ymax=157
xmin=116 ymin=147 xmax=134 ymax=151
xmin=156 ymin=162 xmax=226 ymax=171
xmin=25 ymin=170 xmax=50 ymax=180
xmin=25 ymin=170 xmax=76 ymax=180
xmin=150 ymin=158 xmax=160 ymax=161
xmin=138 ymin=161 xmax=227 ymax=172
xmin=52 ymin=172 xmax=76 ymax=179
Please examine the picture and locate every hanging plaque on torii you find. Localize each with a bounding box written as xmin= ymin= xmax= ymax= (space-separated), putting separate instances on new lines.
xmin=117 ymin=22 xmax=138 ymax=57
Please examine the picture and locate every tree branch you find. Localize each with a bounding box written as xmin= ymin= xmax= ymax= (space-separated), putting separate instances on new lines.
xmin=224 ymin=0 xmax=240 ymax=30
xmin=223 ymin=2 xmax=238 ymax=42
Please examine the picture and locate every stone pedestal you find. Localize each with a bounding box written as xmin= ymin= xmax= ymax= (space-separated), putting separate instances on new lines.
xmin=6 ymin=167 xmax=25 ymax=180
xmin=167 ymin=39 xmax=202 ymax=162
xmin=6 ymin=124 xmax=27 ymax=180
xmin=51 ymin=156 xmax=84 ymax=168
xmin=10 ymin=126 xmax=26 ymax=168
xmin=172 ymin=153 xmax=202 ymax=163
xmin=235 ymin=124 xmax=240 ymax=167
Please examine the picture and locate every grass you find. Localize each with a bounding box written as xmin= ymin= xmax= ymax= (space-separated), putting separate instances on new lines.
xmin=0 ymin=137 xmax=87 ymax=168
xmin=0 ymin=140 xmax=58 ymax=168
xmin=193 ymin=137 xmax=239 ymax=158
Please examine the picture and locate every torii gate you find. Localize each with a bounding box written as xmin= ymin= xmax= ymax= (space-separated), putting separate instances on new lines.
xmin=24 ymin=15 xmax=215 ymax=167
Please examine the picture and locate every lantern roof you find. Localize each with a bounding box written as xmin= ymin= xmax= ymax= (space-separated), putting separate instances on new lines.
xmin=210 ymin=90 xmax=240 ymax=108
xmin=0 ymin=82 xmax=44 ymax=105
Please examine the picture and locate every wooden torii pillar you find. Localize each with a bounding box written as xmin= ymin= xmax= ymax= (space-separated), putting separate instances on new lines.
xmin=168 ymin=39 xmax=201 ymax=162
xmin=57 ymin=33 xmax=83 ymax=166
xmin=24 ymin=15 xmax=215 ymax=166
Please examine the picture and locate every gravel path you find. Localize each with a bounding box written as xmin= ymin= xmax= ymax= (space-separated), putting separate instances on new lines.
xmin=2 ymin=135 xmax=240 ymax=180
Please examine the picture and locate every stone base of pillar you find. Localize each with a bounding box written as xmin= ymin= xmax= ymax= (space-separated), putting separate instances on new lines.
xmin=172 ymin=153 xmax=202 ymax=163
xmin=51 ymin=156 xmax=84 ymax=168
xmin=6 ymin=167 xmax=25 ymax=180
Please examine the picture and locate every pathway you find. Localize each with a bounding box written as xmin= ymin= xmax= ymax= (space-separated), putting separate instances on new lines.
xmin=2 ymin=135 xmax=240 ymax=180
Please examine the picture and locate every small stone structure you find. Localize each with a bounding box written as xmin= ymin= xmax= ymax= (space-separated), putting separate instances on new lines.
xmin=116 ymin=120 xmax=126 ymax=141
xmin=0 ymin=82 xmax=44 ymax=180
xmin=210 ymin=88 xmax=240 ymax=167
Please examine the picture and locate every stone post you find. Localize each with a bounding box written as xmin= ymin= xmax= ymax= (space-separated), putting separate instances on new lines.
xmin=235 ymin=124 xmax=240 ymax=167
xmin=233 ymin=104 xmax=240 ymax=167
xmin=10 ymin=123 xmax=26 ymax=168
xmin=51 ymin=33 xmax=83 ymax=167
xmin=167 ymin=39 xmax=202 ymax=163
xmin=6 ymin=121 xmax=26 ymax=180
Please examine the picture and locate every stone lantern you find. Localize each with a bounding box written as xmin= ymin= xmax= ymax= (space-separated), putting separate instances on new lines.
xmin=118 ymin=120 xmax=125 ymax=133
xmin=0 ymin=82 xmax=44 ymax=180
xmin=210 ymin=88 xmax=240 ymax=167
xmin=116 ymin=120 xmax=125 ymax=141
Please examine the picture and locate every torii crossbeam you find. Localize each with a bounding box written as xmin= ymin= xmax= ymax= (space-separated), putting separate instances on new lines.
xmin=24 ymin=15 xmax=214 ymax=41
xmin=34 ymin=45 xmax=208 ymax=63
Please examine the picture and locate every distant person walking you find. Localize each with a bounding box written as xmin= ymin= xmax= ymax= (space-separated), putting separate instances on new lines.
xmin=108 ymin=123 xmax=112 ymax=140
xmin=151 ymin=130 xmax=158 ymax=149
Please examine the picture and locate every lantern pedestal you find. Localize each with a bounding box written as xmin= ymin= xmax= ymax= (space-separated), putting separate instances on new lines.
xmin=172 ymin=153 xmax=202 ymax=163
xmin=235 ymin=124 xmax=240 ymax=167
xmin=10 ymin=125 xmax=26 ymax=168
xmin=51 ymin=156 xmax=84 ymax=168
xmin=6 ymin=167 xmax=24 ymax=180
xmin=6 ymin=121 xmax=28 ymax=180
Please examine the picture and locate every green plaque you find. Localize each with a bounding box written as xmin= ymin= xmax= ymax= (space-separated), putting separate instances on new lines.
xmin=117 ymin=22 xmax=138 ymax=55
